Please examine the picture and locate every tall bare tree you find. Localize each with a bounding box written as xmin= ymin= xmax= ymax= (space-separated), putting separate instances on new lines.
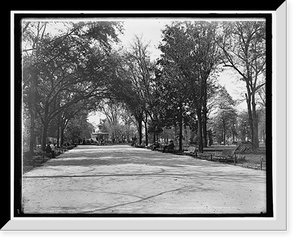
xmin=107 ymin=36 xmax=154 ymax=145
xmin=216 ymin=21 xmax=266 ymax=149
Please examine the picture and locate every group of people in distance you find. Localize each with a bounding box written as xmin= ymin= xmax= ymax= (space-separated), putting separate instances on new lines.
xmin=152 ymin=140 xmax=175 ymax=153
xmin=131 ymin=136 xmax=175 ymax=153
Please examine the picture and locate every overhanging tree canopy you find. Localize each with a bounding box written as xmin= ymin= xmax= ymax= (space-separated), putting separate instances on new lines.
xmin=22 ymin=21 xmax=123 ymax=150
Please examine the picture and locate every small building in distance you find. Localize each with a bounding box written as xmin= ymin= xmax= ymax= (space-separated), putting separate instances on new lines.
xmin=91 ymin=126 xmax=109 ymax=144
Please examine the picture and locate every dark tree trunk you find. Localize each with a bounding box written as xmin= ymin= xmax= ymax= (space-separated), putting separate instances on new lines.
xmin=29 ymin=110 xmax=35 ymax=155
xmin=28 ymin=71 xmax=38 ymax=155
xmin=60 ymin=126 xmax=64 ymax=147
xmin=41 ymin=121 xmax=49 ymax=151
xmin=41 ymin=103 xmax=49 ymax=151
xmin=138 ymin=119 xmax=143 ymax=145
xmin=223 ymin=128 xmax=226 ymax=145
xmin=56 ymin=119 xmax=60 ymax=148
xmin=245 ymin=93 xmax=254 ymax=143
xmin=196 ymin=109 xmax=203 ymax=153
xmin=251 ymin=93 xmax=259 ymax=149
xmin=178 ymin=106 xmax=183 ymax=151
xmin=203 ymin=110 xmax=208 ymax=148
xmin=144 ymin=120 xmax=148 ymax=146
xmin=245 ymin=81 xmax=259 ymax=149
xmin=134 ymin=112 xmax=143 ymax=145
xmin=202 ymin=81 xmax=208 ymax=148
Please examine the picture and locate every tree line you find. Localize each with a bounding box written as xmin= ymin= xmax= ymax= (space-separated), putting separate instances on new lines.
xmin=22 ymin=20 xmax=266 ymax=155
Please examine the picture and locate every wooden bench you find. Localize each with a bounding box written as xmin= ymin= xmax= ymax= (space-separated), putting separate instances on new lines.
xmin=213 ymin=148 xmax=236 ymax=163
xmin=183 ymin=146 xmax=198 ymax=157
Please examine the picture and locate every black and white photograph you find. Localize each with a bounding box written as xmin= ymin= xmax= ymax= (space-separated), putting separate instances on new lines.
xmin=20 ymin=15 xmax=271 ymax=216
xmin=5 ymin=5 xmax=288 ymax=232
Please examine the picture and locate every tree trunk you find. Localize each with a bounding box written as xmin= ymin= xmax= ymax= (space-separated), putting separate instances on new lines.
xmin=245 ymin=93 xmax=254 ymax=143
xmin=196 ymin=109 xmax=203 ymax=153
xmin=178 ymin=106 xmax=183 ymax=151
xmin=202 ymin=81 xmax=208 ymax=148
xmin=222 ymin=119 xmax=226 ymax=144
xmin=41 ymin=103 xmax=50 ymax=151
xmin=29 ymin=110 xmax=35 ymax=155
xmin=41 ymin=121 xmax=49 ymax=151
xmin=203 ymin=110 xmax=207 ymax=148
xmin=144 ymin=120 xmax=148 ymax=146
xmin=56 ymin=119 xmax=60 ymax=148
xmin=251 ymin=94 xmax=259 ymax=149
xmin=28 ymin=71 xmax=38 ymax=155
xmin=60 ymin=126 xmax=64 ymax=147
xmin=138 ymin=119 xmax=143 ymax=145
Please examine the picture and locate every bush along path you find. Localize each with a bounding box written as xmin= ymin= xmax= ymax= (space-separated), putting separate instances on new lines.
xmin=23 ymin=144 xmax=77 ymax=174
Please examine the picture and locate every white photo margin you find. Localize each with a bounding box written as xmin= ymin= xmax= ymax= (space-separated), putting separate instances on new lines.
xmin=5 ymin=3 xmax=287 ymax=231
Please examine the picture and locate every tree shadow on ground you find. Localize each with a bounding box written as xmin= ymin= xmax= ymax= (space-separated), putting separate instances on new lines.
xmin=26 ymin=145 xmax=266 ymax=176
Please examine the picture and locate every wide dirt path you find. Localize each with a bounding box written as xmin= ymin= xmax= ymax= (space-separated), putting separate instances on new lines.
xmin=22 ymin=145 xmax=266 ymax=214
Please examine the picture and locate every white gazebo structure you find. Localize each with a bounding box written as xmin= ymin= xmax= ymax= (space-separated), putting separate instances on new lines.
xmin=91 ymin=127 xmax=109 ymax=144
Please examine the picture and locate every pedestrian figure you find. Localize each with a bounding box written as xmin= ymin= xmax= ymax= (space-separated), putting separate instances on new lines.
xmin=163 ymin=140 xmax=175 ymax=153
xmin=45 ymin=142 xmax=55 ymax=158
xmin=131 ymin=136 xmax=137 ymax=146
xmin=152 ymin=141 xmax=160 ymax=151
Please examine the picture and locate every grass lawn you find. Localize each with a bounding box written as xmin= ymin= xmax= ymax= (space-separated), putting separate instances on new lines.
xmin=208 ymin=145 xmax=266 ymax=170
xmin=235 ymin=153 xmax=266 ymax=170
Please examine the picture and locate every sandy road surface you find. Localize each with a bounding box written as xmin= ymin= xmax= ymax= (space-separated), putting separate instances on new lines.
xmin=22 ymin=145 xmax=266 ymax=214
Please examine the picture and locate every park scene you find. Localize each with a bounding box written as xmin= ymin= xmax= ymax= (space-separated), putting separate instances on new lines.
xmin=21 ymin=18 xmax=267 ymax=214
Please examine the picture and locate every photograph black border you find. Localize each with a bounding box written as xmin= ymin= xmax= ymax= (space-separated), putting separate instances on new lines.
xmin=12 ymin=12 xmax=273 ymax=219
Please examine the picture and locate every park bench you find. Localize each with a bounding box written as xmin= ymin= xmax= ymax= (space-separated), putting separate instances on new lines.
xmin=183 ymin=146 xmax=198 ymax=157
xmin=213 ymin=148 xmax=237 ymax=163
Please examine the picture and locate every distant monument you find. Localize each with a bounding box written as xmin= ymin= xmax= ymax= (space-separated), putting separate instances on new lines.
xmin=91 ymin=119 xmax=109 ymax=144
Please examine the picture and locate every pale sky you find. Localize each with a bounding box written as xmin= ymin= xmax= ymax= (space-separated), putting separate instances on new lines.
xmin=116 ymin=18 xmax=170 ymax=61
